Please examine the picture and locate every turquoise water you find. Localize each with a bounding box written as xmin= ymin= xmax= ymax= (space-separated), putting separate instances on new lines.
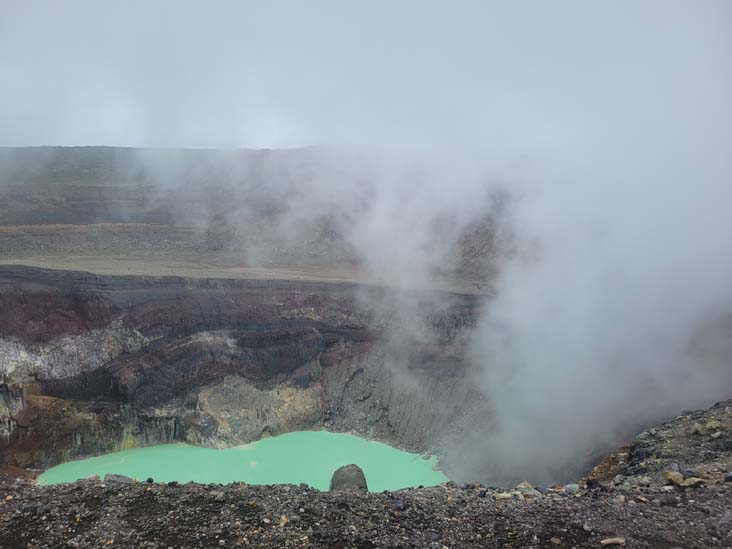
xmin=37 ymin=431 xmax=447 ymax=491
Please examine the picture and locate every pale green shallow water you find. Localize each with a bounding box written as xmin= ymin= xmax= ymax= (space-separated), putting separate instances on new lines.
xmin=37 ymin=431 xmax=448 ymax=491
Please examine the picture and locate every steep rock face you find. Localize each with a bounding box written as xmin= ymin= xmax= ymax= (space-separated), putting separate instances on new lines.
xmin=0 ymin=383 xmax=24 ymax=444
xmin=320 ymin=339 xmax=481 ymax=451
xmin=0 ymin=266 xmax=480 ymax=470
xmin=0 ymin=321 xmax=150 ymax=381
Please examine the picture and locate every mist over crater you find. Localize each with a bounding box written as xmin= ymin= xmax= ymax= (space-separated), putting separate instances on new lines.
xmin=1 ymin=1 xmax=732 ymax=489
xmin=1 ymin=142 xmax=731 ymax=487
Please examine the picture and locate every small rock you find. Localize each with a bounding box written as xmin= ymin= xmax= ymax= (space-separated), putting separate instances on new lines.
xmin=550 ymin=537 xmax=561 ymax=545
xmin=711 ymin=431 xmax=722 ymax=439
xmin=692 ymin=423 xmax=705 ymax=435
xmin=4 ymin=495 xmax=13 ymax=502
xmin=662 ymin=470 xmax=685 ymax=487
xmin=494 ymin=492 xmax=513 ymax=500
xmin=706 ymin=420 xmax=722 ymax=431
xmin=103 ymin=474 xmax=134 ymax=484
xmin=681 ymin=468 xmax=703 ymax=478
xmin=218 ymin=540 xmax=225 ymax=547
xmin=680 ymin=477 xmax=706 ymax=488
xmin=600 ymin=538 xmax=626 ymax=546
xmin=718 ymin=510 xmax=732 ymax=526
xmin=515 ymin=481 xmax=541 ymax=498
xmin=146 ymin=477 xmax=154 ymax=483
xmin=563 ymin=483 xmax=580 ymax=494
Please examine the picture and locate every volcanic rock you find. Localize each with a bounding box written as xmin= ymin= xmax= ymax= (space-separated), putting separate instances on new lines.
xmin=329 ymin=464 xmax=368 ymax=492
xmin=103 ymin=474 xmax=134 ymax=484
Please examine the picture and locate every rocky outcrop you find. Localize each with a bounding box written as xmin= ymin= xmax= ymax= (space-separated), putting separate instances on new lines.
xmin=0 ymin=383 xmax=23 ymax=444
xmin=0 ymin=266 xmax=481 ymax=471
xmin=588 ymin=398 xmax=732 ymax=490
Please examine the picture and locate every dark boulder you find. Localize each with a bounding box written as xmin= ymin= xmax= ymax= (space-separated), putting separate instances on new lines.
xmin=329 ymin=464 xmax=368 ymax=492
xmin=104 ymin=474 xmax=134 ymax=484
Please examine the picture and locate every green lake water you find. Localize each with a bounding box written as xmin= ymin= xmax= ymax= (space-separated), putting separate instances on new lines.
xmin=37 ymin=431 xmax=448 ymax=491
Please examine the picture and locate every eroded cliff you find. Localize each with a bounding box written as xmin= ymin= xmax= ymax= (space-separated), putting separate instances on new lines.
xmin=0 ymin=266 xmax=481 ymax=472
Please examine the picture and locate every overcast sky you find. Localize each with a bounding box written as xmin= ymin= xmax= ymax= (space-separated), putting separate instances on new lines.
xmin=1 ymin=0 xmax=730 ymax=150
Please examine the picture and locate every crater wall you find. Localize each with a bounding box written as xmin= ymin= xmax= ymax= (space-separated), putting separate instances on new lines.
xmin=0 ymin=266 xmax=481 ymax=473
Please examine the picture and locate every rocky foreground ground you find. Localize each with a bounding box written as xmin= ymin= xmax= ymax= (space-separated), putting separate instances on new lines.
xmin=3 ymin=399 xmax=732 ymax=548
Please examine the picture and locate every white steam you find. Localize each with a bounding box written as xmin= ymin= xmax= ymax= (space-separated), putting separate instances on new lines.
xmin=464 ymin=120 xmax=732 ymax=484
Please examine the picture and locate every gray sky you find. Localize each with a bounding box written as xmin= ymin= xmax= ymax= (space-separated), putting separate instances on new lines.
xmin=1 ymin=0 xmax=730 ymax=150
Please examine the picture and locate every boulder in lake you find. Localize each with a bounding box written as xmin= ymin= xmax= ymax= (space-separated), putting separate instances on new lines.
xmin=329 ymin=464 xmax=368 ymax=492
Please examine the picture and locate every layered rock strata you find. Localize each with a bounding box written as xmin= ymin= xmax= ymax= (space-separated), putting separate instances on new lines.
xmin=0 ymin=266 xmax=481 ymax=470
